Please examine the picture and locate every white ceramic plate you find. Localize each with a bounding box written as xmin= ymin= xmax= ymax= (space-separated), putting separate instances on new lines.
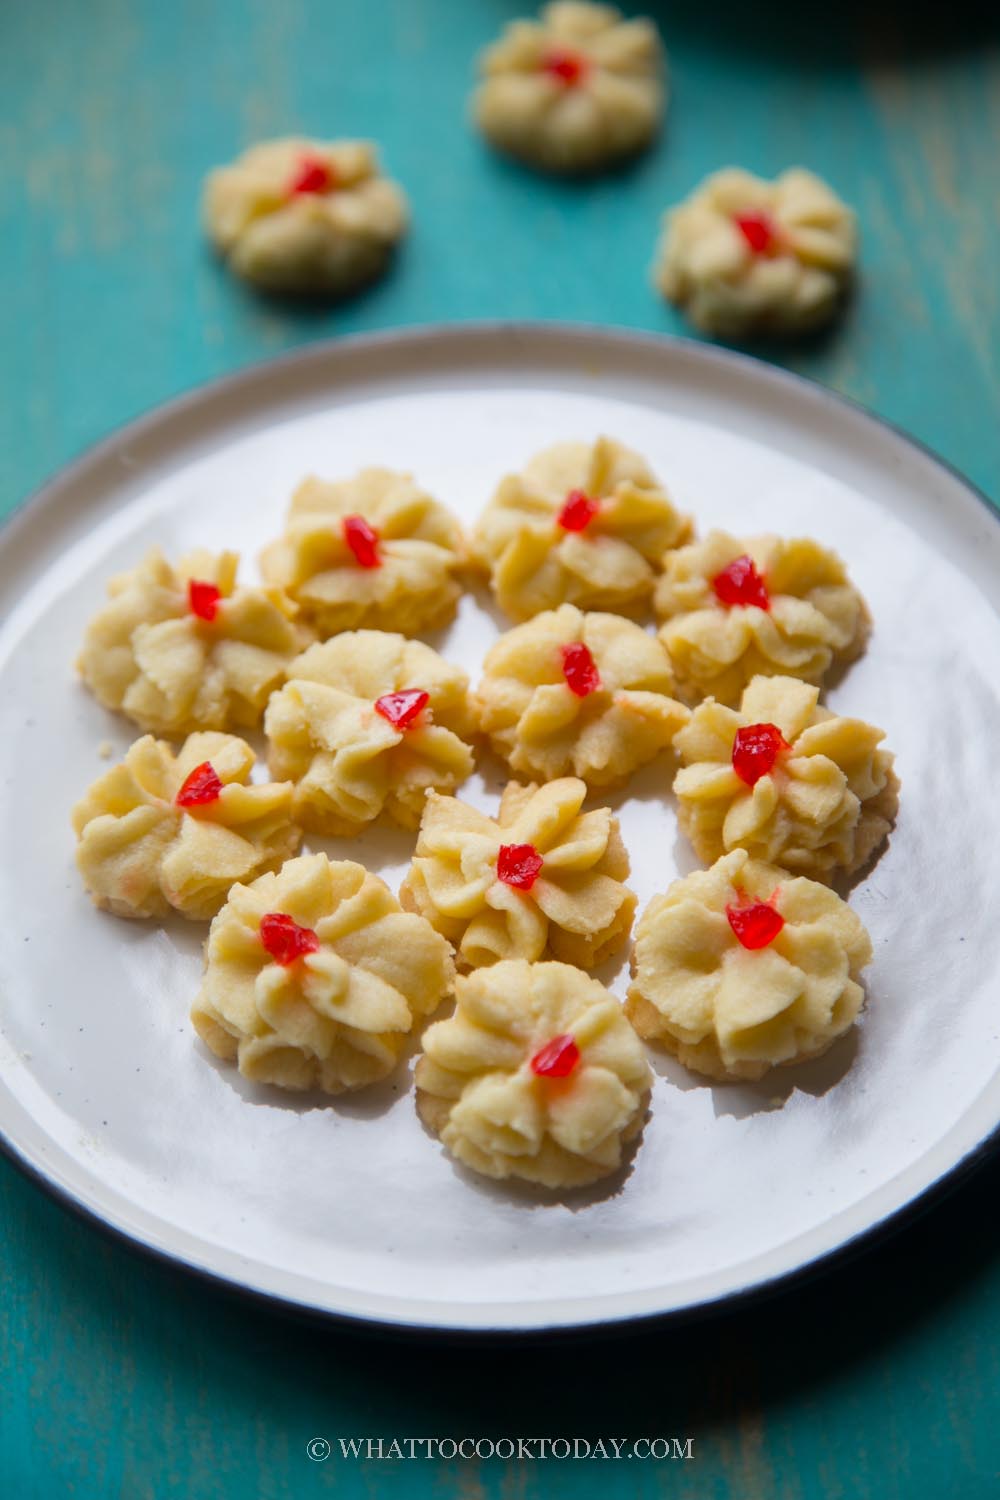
xmin=2 ymin=324 xmax=1000 ymax=1335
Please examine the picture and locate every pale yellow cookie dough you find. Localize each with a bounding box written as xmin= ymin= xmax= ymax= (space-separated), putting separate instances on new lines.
xmin=72 ymin=732 xmax=301 ymax=921
xmin=473 ymin=3 xmax=666 ymax=174
xmin=260 ymin=469 xmax=466 ymax=638
xmin=202 ymin=138 xmax=408 ymax=297
xmin=655 ymin=530 xmax=868 ymax=706
xmin=474 ymin=603 xmax=688 ymax=787
xmin=78 ymin=548 xmax=309 ymax=736
xmin=265 ymin=632 xmax=476 ymax=836
xmin=400 ymin=777 xmax=635 ymax=970
xmin=192 ymin=853 xmax=454 ymax=1094
xmin=673 ymin=675 xmax=898 ymax=881
xmin=472 ymin=435 xmax=692 ymax=621
xmin=416 ymin=959 xmax=652 ymax=1186
xmin=655 ymin=167 xmax=857 ymax=338
xmin=627 ymin=850 xmax=872 ymax=1081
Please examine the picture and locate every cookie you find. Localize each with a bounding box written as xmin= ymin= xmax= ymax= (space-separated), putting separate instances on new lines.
xmin=78 ymin=548 xmax=309 ymax=736
xmin=472 ymin=436 xmax=691 ymax=620
xmin=260 ymin=469 xmax=465 ymax=638
xmin=627 ymin=850 xmax=872 ymax=1080
xmin=416 ymin=958 xmax=652 ymax=1186
xmin=265 ymin=632 xmax=475 ymax=835
xmin=400 ymin=777 xmax=635 ymax=969
xmin=656 ymin=167 xmax=856 ymax=338
xmin=72 ymin=732 xmax=300 ymax=921
xmin=475 ymin=603 xmax=688 ymax=786
xmin=473 ymin=3 xmax=665 ymax=174
xmin=192 ymin=853 xmax=454 ymax=1093
xmin=203 ymin=138 xmax=408 ymax=297
xmin=673 ymin=674 xmax=898 ymax=881
xmin=655 ymin=530 xmax=868 ymax=706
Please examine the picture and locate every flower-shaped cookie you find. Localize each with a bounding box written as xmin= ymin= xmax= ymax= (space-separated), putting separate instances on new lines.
xmin=474 ymin=604 xmax=688 ymax=786
xmin=472 ymin=436 xmax=692 ymax=621
xmin=202 ymin=138 xmax=408 ymax=297
xmin=626 ymin=850 xmax=872 ymax=1081
xmin=265 ymin=632 xmax=476 ymax=836
xmin=416 ymin=959 xmax=652 ymax=1187
xmin=192 ymin=854 xmax=454 ymax=1094
xmin=654 ymin=530 xmax=868 ymax=706
xmin=655 ymin=167 xmax=857 ymax=338
xmin=78 ymin=547 xmax=309 ymax=736
xmin=260 ymin=469 xmax=465 ymax=638
xmin=473 ymin=3 xmax=665 ymax=174
xmin=400 ymin=777 xmax=635 ymax=970
xmin=673 ymin=675 xmax=898 ymax=881
xmin=72 ymin=732 xmax=301 ymax=921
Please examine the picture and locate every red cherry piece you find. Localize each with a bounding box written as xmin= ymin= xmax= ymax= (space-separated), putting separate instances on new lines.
xmin=375 ymin=689 xmax=429 ymax=730
xmin=496 ymin=842 xmax=543 ymax=892
xmin=342 ymin=514 xmax=381 ymax=569
xmin=557 ymin=490 xmax=600 ymax=532
xmin=711 ymin=554 xmax=770 ymax=611
xmin=560 ymin=641 xmax=602 ymax=697
xmin=731 ymin=722 xmax=790 ymax=787
xmin=531 ymin=1033 xmax=581 ymax=1078
xmin=259 ymin=912 xmax=320 ymax=966
xmin=726 ymin=897 xmax=785 ymax=951
xmin=542 ymin=49 xmax=588 ymax=85
xmin=288 ymin=155 xmax=337 ymax=196
xmin=734 ymin=211 xmax=777 ymax=255
xmin=175 ymin=761 xmax=223 ymax=808
xmin=188 ymin=579 xmax=222 ymax=622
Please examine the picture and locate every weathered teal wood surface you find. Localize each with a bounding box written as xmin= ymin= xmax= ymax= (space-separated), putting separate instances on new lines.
xmin=2 ymin=2 xmax=1000 ymax=1495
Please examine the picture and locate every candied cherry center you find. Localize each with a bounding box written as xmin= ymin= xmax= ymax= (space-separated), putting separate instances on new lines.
xmin=734 ymin=211 xmax=778 ymax=255
xmin=497 ymin=842 xmax=543 ymax=892
xmin=175 ymin=761 xmax=223 ymax=808
xmin=541 ymin=48 xmax=588 ymax=85
xmin=187 ymin=579 xmax=222 ymax=622
xmin=726 ymin=895 xmax=785 ymax=951
xmin=288 ymin=154 xmax=337 ymax=196
xmin=732 ymin=722 xmax=790 ymax=787
xmin=374 ymin=688 xmax=429 ymax=730
xmin=531 ymin=1033 xmax=581 ymax=1078
xmin=561 ymin=641 xmax=602 ymax=697
xmin=342 ymin=514 xmax=381 ymax=568
xmin=259 ymin=912 xmax=320 ymax=966
xmin=711 ymin=554 xmax=770 ymax=611
xmin=557 ymin=490 xmax=600 ymax=533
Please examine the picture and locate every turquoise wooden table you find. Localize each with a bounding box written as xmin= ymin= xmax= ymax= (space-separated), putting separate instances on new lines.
xmin=3 ymin=2 xmax=1000 ymax=1495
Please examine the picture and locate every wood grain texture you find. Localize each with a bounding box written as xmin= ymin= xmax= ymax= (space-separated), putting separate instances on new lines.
xmin=2 ymin=1 xmax=999 ymax=1494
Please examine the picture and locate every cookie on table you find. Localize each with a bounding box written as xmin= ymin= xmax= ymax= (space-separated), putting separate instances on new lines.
xmin=265 ymin=632 xmax=476 ymax=836
xmin=72 ymin=732 xmax=300 ymax=922
xmin=78 ymin=548 xmax=309 ymax=737
xmin=472 ymin=435 xmax=692 ymax=621
xmin=626 ymin=849 xmax=872 ymax=1081
xmin=654 ymin=530 xmax=868 ymax=706
xmin=655 ymin=167 xmax=856 ymax=339
xmin=473 ymin=2 xmax=665 ymax=174
xmin=202 ymin=138 xmax=408 ymax=298
xmin=474 ymin=603 xmax=688 ymax=787
xmin=192 ymin=853 xmax=454 ymax=1094
xmin=400 ymin=777 xmax=635 ymax=970
xmin=260 ymin=470 xmax=465 ymax=638
xmin=416 ymin=959 xmax=652 ymax=1187
xmin=673 ymin=675 xmax=898 ymax=882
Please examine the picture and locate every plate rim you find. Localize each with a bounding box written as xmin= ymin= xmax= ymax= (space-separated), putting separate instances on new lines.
xmin=3 ymin=319 xmax=999 ymax=1338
